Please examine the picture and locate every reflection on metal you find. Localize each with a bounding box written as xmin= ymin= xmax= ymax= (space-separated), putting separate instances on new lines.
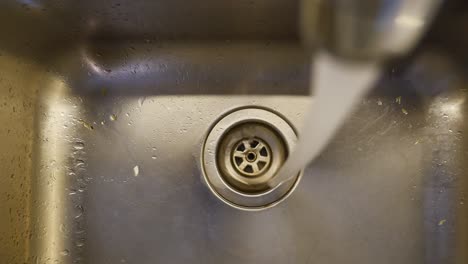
xmin=424 ymin=92 xmax=466 ymax=264
xmin=31 ymin=78 xmax=79 ymax=264
xmin=395 ymin=15 xmax=424 ymax=29
xmin=438 ymin=97 xmax=465 ymax=119
xmin=81 ymin=48 xmax=156 ymax=77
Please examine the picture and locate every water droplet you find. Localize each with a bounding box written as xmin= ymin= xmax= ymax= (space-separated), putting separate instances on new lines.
xmin=79 ymin=119 xmax=94 ymax=130
xmin=151 ymin=155 xmax=157 ymax=160
xmin=133 ymin=165 xmax=139 ymax=177
xmin=60 ymin=249 xmax=69 ymax=256
xmin=109 ymin=114 xmax=117 ymax=121
xmin=75 ymin=240 xmax=85 ymax=247
xmin=74 ymin=205 xmax=84 ymax=219
xmin=138 ymin=97 xmax=146 ymax=107
xmin=73 ymin=142 xmax=84 ymax=150
xmin=395 ymin=96 xmax=402 ymax=104
xmin=75 ymin=160 xmax=85 ymax=168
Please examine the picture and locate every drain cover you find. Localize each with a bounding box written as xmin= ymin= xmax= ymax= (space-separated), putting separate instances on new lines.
xmin=232 ymin=137 xmax=271 ymax=176
xmin=202 ymin=108 xmax=302 ymax=210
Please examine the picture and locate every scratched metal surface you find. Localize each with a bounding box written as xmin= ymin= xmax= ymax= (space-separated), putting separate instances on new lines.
xmin=0 ymin=0 xmax=466 ymax=263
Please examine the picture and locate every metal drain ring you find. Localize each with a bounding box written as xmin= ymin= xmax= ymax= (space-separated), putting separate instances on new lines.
xmin=202 ymin=108 xmax=302 ymax=211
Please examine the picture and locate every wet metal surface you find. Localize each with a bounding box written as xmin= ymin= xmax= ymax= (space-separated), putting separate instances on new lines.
xmin=0 ymin=0 xmax=467 ymax=263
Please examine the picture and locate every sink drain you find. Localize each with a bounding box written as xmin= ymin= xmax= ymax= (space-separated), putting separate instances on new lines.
xmin=202 ymin=108 xmax=302 ymax=210
xmin=232 ymin=138 xmax=270 ymax=176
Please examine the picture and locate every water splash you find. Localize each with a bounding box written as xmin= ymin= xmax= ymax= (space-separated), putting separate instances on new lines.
xmin=270 ymin=52 xmax=380 ymax=187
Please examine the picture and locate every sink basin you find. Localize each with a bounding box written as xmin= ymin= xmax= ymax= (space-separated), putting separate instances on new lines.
xmin=1 ymin=1 xmax=467 ymax=263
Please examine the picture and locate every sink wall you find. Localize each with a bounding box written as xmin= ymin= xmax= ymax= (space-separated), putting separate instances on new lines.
xmin=0 ymin=54 xmax=39 ymax=263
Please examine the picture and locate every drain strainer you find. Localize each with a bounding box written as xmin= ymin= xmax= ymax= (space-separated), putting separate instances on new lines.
xmin=202 ymin=108 xmax=302 ymax=210
xmin=232 ymin=138 xmax=270 ymax=176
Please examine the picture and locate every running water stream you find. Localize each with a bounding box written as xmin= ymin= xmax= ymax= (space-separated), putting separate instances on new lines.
xmin=270 ymin=52 xmax=381 ymax=187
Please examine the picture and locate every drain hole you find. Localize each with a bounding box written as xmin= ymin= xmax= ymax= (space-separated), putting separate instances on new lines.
xmin=237 ymin=144 xmax=245 ymax=151
xmin=250 ymin=140 xmax=259 ymax=148
xmin=244 ymin=165 xmax=254 ymax=173
xmin=258 ymin=161 xmax=267 ymax=170
xmin=259 ymin=147 xmax=268 ymax=157
xmin=234 ymin=156 xmax=243 ymax=166
xmin=247 ymin=152 xmax=256 ymax=161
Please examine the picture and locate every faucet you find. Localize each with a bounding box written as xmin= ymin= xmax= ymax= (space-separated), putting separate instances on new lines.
xmin=300 ymin=0 xmax=442 ymax=61
xmin=269 ymin=0 xmax=442 ymax=188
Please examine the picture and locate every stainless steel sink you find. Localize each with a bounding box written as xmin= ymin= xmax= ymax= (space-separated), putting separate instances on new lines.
xmin=1 ymin=1 xmax=467 ymax=263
